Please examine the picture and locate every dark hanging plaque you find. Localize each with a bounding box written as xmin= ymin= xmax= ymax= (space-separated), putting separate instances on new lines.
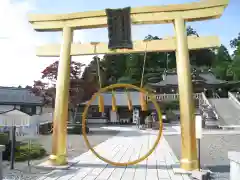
xmin=106 ymin=7 xmax=133 ymax=50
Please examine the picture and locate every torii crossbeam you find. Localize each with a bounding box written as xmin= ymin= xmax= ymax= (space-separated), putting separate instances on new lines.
xmin=28 ymin=0 xmax=229 ymax=171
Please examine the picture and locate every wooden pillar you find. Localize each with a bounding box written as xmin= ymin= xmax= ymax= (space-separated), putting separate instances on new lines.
xmin=49 ymin=26 xmax=73 ymax=165
xmin=174 ymin=17 xmax=198 ymax=171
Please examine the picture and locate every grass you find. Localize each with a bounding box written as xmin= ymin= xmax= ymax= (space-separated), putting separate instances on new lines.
xmin=0 ymin=132 xmax=47 ymax=162
xmin=15 ymin=142 xmax=47 ymax=162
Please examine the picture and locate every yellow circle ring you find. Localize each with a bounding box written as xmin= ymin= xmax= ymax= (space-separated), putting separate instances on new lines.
xmin=82 ymin=83 xmax=163 ymax=166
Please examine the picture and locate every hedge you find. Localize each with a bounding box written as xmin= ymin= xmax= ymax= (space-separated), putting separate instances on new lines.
xmin=15 ymin=143 xmax=47 ymax=162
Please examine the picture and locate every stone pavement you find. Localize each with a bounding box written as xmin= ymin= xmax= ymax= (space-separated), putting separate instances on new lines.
xmin=36 ymin=129 xmax=191 ymax=180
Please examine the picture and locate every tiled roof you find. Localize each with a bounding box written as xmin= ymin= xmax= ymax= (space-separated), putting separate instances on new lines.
xmin=148 ymin=72 xmax=226 ymax=86
xmin=198 ymin=73 xmax=225 ymax=84
xmin=150 ymin=74 xmax=178 ymax=86
xmin=0 ymin=87 xmax=43 ymax=105
xmin=82 ymin=91 xmax=141 ymax=106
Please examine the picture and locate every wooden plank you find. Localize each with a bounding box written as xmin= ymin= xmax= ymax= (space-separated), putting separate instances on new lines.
xmin=133 ymin=131 xmax=149 ymax=180
xmin=37 ymin=145 xmax=95 ymax=180
xmin=77 ymin=144 xmax=122 ymax=180
xmin=41 ymin=152 xmax=96 ymax=180
xmin=108 ymin=130 xmax=142 ymax=180
xmin=28 ymin=0 xmax=228 ymax=31
xmin=36 ymin=36 xmax=220 ymax=57
xmin=95 ymin=132 xmax=133 ymax=180
xmin=59 ymin=144 xmax=121 ymax=180
xmin=146 ymin=134 xmax=158 ymax=180
xmin=121 ymin=131 xmax=144 ymax=180
xmin=38 ymin=131 xmax=187 ymax=180
xmin=155 ymin=136 xmax=171 ymax=180
xmin=107 ymin=140 xmax=135 ymax=180
xmin=159 ymin=136 xmax=185 ymax=180
xmin=81 ymin=137 xmax=126 ymax=180
xmin=44 ymin=135 xmax=122 ymax=180
xmin=70 ymin=135 xmax=124 ymax=180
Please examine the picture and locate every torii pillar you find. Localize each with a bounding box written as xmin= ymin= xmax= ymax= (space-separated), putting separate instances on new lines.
xmin=175 ymin=17 xmax=198 ymax=170
xmin=50 ymin=27 xmax=73 ymax=165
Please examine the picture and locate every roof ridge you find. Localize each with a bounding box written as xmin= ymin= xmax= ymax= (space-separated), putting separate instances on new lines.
xmin=0 ymin=86 xmax=29 ymax=90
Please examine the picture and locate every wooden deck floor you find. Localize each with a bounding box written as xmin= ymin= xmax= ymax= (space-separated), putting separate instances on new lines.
xmin=37 ymin=129 xmax=191 ymax=180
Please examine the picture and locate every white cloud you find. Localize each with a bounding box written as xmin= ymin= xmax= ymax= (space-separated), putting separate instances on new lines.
xmin=0 ymin=0 xmax=52 ymax=87
xmin=0 ymin=0 xmax=100 ymax=87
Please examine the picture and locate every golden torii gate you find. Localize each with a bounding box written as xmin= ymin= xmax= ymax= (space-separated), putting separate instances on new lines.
xmin=28 ymin=0 xmax=228 ymax=171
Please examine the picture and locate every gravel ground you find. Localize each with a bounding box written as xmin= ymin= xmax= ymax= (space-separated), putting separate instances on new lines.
xmin=3 ymin=125 xmax=120 ymax=180
xmin=165 ymin=134 xmax=240 ymax=180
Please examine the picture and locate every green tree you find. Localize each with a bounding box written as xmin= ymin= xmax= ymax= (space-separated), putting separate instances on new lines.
xmin=231 ymin=55 xmax=240 ymax=80
xmin=215 ymin=45 xmax=232 ymax=63
xmin=100 ymin=29 xmax=219 ymax=85
xmin=230 ymin=33 xmax=240 ymax=57
xmin=125 ymin=54 xmax=142 ymax=82
xmin=117 ymin=76 xmax=138 ymax=84
xmin=143 ymin=35 xmax=167 ymax=71
xmin=101 ymin=54 xmax=127 ymax=85
xmin=212 ymin=61 xmax=229 ymax=80
xmin=82 ymin=56 xmax=107 ymax=87
xmin=186 ymin=26 xmax=199 ymax=37
xmin=212 ymin=45 xmax=232 ymax=80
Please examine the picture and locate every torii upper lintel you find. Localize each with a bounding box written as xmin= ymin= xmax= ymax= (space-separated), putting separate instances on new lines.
xmin=28 ymin=0 xmax=229 ymax=32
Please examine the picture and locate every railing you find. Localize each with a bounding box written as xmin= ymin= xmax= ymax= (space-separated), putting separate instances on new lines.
xmin=231 ymin=92 xmax=240 ymax=99
xmin=213 ymin=92 xmax=220 ymax=99
xmin=200 ymin=92 xmax=211 ymax=107
xmin=146 ymin=93 xmax=202 ymax=101
xmin=200 ymin=92 xmax=219 ymax=120
xmin=228 ymin=92 xmax=240 ymax=107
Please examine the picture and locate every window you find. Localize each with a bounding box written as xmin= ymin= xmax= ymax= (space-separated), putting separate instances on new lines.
xmin=31 ymin=106 xmax=36 ymax=115
xmin=20 ymin=105 xmax=33 ymax=115
xmin=88 ymin=107 xmax=105 ymax=118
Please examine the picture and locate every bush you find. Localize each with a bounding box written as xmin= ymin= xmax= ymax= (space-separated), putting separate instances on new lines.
xmin=67 ymin=124 xmax=89 ymax=134
xmin=15 ymin=143 xmax=46 ymax=162
xmin=0 ymin=133 xmax=9 ymax=145
xmin=164 ymin=101 xmax=179 ymax=110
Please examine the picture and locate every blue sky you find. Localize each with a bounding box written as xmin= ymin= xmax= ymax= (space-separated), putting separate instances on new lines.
xmin=30 ymin=0 xmax=240 ymax=53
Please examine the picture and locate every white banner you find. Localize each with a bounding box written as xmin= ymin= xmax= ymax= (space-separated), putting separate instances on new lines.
xmin=195 ymin=115 xmax=202 ymax=139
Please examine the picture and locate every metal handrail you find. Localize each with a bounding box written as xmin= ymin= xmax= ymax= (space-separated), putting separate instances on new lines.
xmin=200 ymin=92 xmax=219 ymax=120
xmin=213 ymin=93 xmax=220 ymax=99
xmin=200 ymin=92 xmax=211 ymax=107
xmin=228 ymin=92 xmax=240 ymax=108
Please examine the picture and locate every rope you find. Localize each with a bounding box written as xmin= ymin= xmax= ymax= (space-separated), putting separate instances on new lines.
xmin=91 ymin=42 xmax=104 ymax=113
xmin=91 ymin=42 xmax=102 ymax=88
xmin=140 ymin=40 xmax=149 ymax=88
xmin=139 ymin=40 xmax=150 ymax=112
